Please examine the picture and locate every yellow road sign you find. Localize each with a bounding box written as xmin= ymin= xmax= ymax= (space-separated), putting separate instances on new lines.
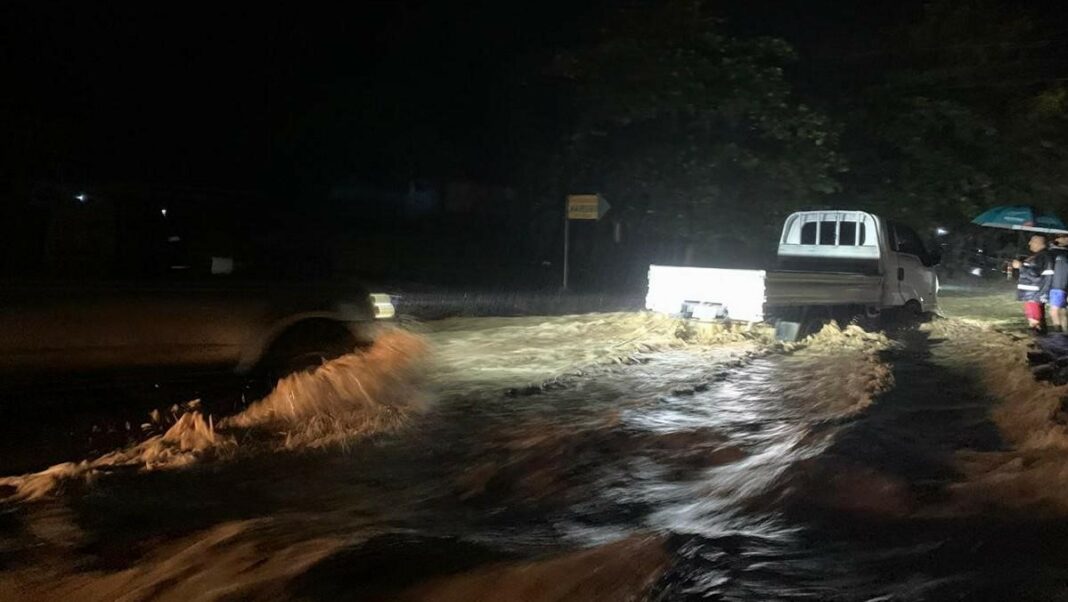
xmin=567 ymin=194 xmax=610 ymax=220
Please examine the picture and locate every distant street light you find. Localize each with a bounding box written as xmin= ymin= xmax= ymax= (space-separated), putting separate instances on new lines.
xmin=75 ymin=193 xmax=88 ymax=203
xmin=161 ymin=208 xmax=168 ymax=217
xmin=935 ymin=227 xmax=949 ymax=236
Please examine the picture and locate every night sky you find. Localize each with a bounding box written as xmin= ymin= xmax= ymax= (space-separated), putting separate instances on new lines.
xmin=2 ymin=2 xmax=596 ymax=192
xmin=2 ymin=0 xmax=1051 ymax=200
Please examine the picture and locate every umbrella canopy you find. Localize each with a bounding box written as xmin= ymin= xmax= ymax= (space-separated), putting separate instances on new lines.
xmin=972 ymin=205 xmax=1068 ymax=234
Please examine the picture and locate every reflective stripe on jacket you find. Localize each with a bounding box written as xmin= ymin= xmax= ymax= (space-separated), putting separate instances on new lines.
xmin=1018 ymin=250 xmax=1053 ymax=302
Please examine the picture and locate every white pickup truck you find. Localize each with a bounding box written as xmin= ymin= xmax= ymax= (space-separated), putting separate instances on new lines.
xmin=646 ymin=210 xmax=940 ymax=336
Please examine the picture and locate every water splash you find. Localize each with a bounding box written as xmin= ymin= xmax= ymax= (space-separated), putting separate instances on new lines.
xmin=0 ymin=329 xmax=429 ymax=502
xmin=0 ymin=412 xmax=235 ymax=501
xmin=224 ymin=329 xmax=430 ymax=448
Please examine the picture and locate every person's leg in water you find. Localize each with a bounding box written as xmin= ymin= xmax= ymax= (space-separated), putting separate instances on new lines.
xmin=1052 ymin=289 xmax=1068 ymax=332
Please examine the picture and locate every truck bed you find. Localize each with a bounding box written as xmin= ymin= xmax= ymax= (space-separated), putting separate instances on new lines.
xmin=765 ymin=270 xmax=883 ymax=308
xmin=645 ymin=265 xmax=883 ymax=323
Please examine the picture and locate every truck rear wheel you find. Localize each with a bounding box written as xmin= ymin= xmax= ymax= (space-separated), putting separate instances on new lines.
xmin=260 ymin=319 xmax=358 ymax=382
xmin=838 ymin=304 xmax=882 ymax=332
xmin=773 ymin=304 xmax=881 ymax=341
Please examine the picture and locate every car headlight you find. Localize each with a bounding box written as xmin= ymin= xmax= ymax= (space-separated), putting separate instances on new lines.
xmin=369 ymin=293 xmax=395 ymax=319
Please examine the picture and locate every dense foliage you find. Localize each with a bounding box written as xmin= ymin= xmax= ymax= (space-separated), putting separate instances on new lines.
xmin=513 ymin=0 xmax=1068 ymax=274
xmin=553 ymin=1 xmax=844 ymax=262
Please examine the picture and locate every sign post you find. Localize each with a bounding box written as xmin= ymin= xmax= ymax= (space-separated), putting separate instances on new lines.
xmin=563 ymin=194 xmax=610 ymax=290
xmin=563 ymin=209 xmax=570 ymax=290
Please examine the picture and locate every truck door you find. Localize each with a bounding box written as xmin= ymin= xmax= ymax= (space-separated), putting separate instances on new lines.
xmin=888 ymin=221 xmax=938 ymax=311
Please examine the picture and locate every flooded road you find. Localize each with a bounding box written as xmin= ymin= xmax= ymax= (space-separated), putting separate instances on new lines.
xmin=3 ymin=312 xmax=1068 ymax=600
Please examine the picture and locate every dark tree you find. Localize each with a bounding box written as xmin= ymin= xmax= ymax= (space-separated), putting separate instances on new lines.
xmin=547 ymin=0 xmax=845 ymax=265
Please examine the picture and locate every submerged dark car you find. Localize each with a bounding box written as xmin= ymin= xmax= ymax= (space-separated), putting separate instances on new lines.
xmin=0 ymin=279 xmax=394 ymax=387
xmin=0 ymin=187 xmax=395 ymax=388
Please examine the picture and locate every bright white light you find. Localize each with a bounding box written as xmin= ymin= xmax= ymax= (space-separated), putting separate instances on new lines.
xmin=646 ymin=265 xmax=767 ymax=323
xmin=75 ymin=193 xmax=87 ymax=203
xmin=970 ymin=267 xmax=983 ymax=277
xmin=936 ymin=227 xmax=949 ymax=236
xmin=161 ymin=208 xmax=168 ymax=217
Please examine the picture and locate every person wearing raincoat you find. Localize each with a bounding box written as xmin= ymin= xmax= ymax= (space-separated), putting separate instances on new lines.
xmin=1013 ymin=234 xmax=1054 ymax=334
xmin=1048 ymin=233 xmax=1068 ymax=332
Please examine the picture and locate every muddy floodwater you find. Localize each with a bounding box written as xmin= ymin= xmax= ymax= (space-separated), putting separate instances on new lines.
xmin=3 ymin=308 xmax=1068 ymax=601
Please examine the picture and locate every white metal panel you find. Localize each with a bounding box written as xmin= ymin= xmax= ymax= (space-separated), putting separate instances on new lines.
xmin=646 ymin=265 xmax=768 ymax=323
xmin=778 ymin=210 xmax=880 ymax=260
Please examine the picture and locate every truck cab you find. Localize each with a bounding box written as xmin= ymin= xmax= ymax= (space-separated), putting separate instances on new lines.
xmin=777 ymin=211 xmax=940 ymax=312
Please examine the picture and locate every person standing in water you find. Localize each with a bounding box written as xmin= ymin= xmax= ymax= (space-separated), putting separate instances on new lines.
xmin=1047 ymin=233 xmax=1068 ymax=333
xmin=1013 ymin=234 xmax=1054 ymax=335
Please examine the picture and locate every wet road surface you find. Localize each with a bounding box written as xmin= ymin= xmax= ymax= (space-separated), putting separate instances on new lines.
xmin=2 ymin=314 xmax=1068 ymax=600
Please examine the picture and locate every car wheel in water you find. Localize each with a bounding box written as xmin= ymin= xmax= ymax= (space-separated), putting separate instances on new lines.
xmin=261 ymin=319 xmax=358 ymax=383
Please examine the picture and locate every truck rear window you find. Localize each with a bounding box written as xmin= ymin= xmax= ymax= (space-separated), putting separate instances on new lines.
xmin=839 ymin=221 xmax=866 ymax=245
xmin=800 ymin=221 xmax=866 ymax=246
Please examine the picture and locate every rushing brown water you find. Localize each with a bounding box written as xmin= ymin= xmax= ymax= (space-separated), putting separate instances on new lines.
xmin=2 ymin=316 xmax=1068 ymax=600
